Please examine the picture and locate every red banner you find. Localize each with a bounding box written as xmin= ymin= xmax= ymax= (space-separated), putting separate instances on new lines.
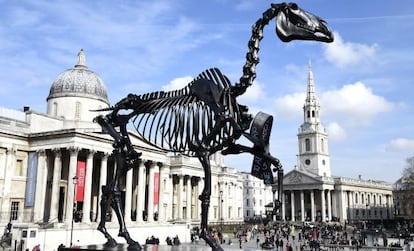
xmin=153 ymin=172 xmax=159 ymax=204
xmin=76 ymin=160 xmax=86 ymax=202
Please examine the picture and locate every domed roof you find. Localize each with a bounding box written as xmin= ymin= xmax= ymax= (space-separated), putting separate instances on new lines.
xmin=47 ymin=49 xmax=109 ymax=104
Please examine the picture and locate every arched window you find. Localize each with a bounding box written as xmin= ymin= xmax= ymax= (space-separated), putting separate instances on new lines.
xmin=75 ymin=101 xmax=81 ymax=119
xmin=321 ymin=138 xmax=325 ymax=152
xmin=53 ymin=102 xmax=58 ymax=116
xmin=312 ymin=110 xmax=315 ymax=117
xmin=307 ymin=111 xmax=310 ymax=118
xmin=305 ymin=138 xmax=311 ymax=151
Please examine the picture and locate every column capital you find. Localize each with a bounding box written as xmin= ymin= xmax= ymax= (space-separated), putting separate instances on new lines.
xmin=88 ymin=149 xmax=97 ymax=156
xmin=144 ymin=159 xmax=153 ymax=167
xmin=53 ymin=148 xmax=62 ymax=157
xmin=36 ymin=149 xmax=46 ymax=156
xmin=6 ymin=146 xmax=17 ymax=154
xmin=68 ymin=146 xmax=81 ymax=154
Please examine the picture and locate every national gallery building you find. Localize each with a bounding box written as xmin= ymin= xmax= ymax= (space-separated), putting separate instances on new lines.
xmin=0 ymin=51 xmax=393 ymax=249
xmin=0 ymin=50 xmax=248 ymax=250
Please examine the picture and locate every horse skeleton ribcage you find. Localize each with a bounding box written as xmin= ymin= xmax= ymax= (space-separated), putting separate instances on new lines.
xmin=131 ymin=68 xmax=241 ymax=156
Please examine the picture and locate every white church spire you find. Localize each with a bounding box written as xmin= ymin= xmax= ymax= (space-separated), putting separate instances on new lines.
xmin=303 ymin=60 xmax=321 ymax=124
xmin=297 ymin=61 xmax=331 ymax=177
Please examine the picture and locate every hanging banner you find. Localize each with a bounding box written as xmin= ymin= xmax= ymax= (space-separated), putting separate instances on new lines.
xmin=153 ymin=172 xmax=159 ymax=205
xmin=250 ymin=112 xmax=274 ymax=185
xmin=24 ymin=152 xmax=38 ymax=207
xmin=76 ymin=160 xmax=86 ymax=202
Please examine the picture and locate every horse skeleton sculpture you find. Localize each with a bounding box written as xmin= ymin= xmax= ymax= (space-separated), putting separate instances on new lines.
xmin=94 ymin=2 xmax=333 ymax=250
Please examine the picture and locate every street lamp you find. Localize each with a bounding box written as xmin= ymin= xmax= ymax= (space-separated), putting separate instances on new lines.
xmin=219 ymin=190 xmax=224 ymax=244
xmin=219 ymin=190 xmax=223 ymax=231
xmin=70 ymin=176 xmax=78 ymax=247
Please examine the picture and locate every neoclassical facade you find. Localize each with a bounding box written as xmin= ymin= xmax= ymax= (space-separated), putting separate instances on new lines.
xmin=280 ymin=62 xmax=394 ymax=224
xmin=0 ymin=50 xmax=244 ymax=249
xmin=241 ymin=172 xmax=274 ymax=219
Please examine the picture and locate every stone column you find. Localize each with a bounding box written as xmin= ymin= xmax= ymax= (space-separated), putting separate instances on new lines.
xmin=50 ymin=149 xmax=62 ymax=222
xmin=300 ymin=190 xmax=305 ymax=222
xmin=65 ymin=148 xmax=79 ymax=224
xmin=177 ymin=175 xmax=183 ymax=219
xmin=281 ymin=191 xmax=286 ymax=221
xmin=1 ymin=147 xmax=15 ymax=221
xmin=290 ymin=191 xmax=295 ymax=221
xmin=136 ymin=161 xmax=146 ymax=223
xmin=186 ymin=176 xmax=192 ymax=219
xmin=34 ymin=150 xmax=47 ymax=222
xmin=147 ymin=162 xmax=155 ymax=223
xmin=157 ymin=163 xmax=165 ymax=222
xmin=125 ymin=165 xmax=133 ymax=223
xmin=349 ymin=191 xmax=354 ymax=220
xmin=327 ymin=189 xmax=332 ymax=221
xmin=96 ymin=153 xmax=109 ymax=221
xmin=321 ymin=189 xmax=326 ymax=222
xmin=310 ymin=190 xmax=315 ymax=222
xmin=82 ymin=150 xmax=95 ymax=223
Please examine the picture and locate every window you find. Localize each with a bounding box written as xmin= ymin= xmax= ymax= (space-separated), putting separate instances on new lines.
xmin=321 ymin=139 xmax=324 ymax=152
xmin=15 ymin=159 xmax=23 ymax=176
xmin=246 ymin=199 xmax=249 ymax=207
xmin=305 ymin=139 xmax=311 ymax=151
xmin=53 ymin=102 xmax=58 ymax=116
xmin=75 ymin=101 xmax=81 ymax=119
xmin=10 ymin=201 xmax=19 ymax=220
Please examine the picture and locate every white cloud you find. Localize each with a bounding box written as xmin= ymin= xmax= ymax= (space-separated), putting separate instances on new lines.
xmin=321 ymin=82 xmax=394 ymax=126
xmin=238 ymin=82 xmax=265 ymax=104
xmin=161 ymin=76 xmax=193 ymax=91
xmin=323 ymin=32 xmax=378 ymax=68
xmin=386 ymin=138 xmax=414 ymax=152
xmin=326 ymin=122 xmax=347 ymax=142
xmin=274 ymin=92 xmax=305 ymax=120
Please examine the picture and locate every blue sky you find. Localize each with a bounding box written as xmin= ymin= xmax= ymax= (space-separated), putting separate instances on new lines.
xmin=1 ymin=0 xmax=414 ymax=183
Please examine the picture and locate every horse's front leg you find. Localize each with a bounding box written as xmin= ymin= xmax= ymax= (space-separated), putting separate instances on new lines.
xmin=197 ymin=153 xmax=224 ymax=251
xmin=111 ymin=149 xmax=142 ymax=250
xmin=97 ymin=185 xmax=117 ymax=248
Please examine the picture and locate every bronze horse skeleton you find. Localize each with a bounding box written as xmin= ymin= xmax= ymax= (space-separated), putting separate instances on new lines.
xmin=94 ymin=2 xmax=333 ymax=250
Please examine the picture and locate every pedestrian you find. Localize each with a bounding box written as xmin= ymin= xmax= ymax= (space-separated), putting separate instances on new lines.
xmin=256 ymin=236 xmax=260 ymax=248
xmin=239 ymin=236 xmax=242 ymax=249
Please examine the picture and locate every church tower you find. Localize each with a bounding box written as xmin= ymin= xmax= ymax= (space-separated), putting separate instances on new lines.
xmin=297 ymin=61 xmax=331 ymax=177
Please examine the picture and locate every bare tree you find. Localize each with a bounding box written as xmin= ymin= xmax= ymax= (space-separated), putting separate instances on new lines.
xmin=401 ymin=156 xmax=414 ymax=190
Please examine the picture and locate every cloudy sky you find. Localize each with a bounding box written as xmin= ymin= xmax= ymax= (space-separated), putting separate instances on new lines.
xmin=1 ymin=0 xmax=413 ymax=183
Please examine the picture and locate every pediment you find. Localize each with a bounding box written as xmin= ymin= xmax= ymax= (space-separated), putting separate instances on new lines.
xmin=283 ymin=170 xmax=321 ymax=185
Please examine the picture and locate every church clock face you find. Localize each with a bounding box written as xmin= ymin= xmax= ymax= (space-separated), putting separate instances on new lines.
xmin=305 ymin=159 xmax=311 ymax=165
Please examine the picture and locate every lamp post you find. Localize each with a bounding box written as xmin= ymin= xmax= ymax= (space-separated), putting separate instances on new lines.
xmin=70 ymin=176 xmax=78 ymax=247
xmin=219 ymin=190 xmax=223 ymax=244
xmin=219 ymin=190 xmax=223 ymax=230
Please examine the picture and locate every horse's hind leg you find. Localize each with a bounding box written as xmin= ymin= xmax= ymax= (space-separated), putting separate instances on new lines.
xmin=197 ymin=153 xmax=223 ymax=251
xmin=97 ymin=185 xmax=117 ymax=248
xmin=111 ymin=189 xmax=142 ymax=250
